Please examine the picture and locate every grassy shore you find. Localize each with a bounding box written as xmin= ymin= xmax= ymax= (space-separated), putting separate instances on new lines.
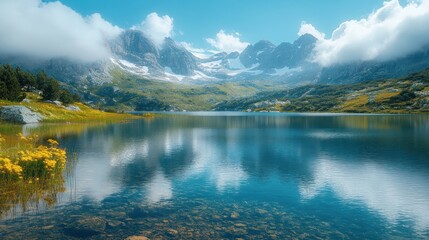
xmin=0 ymin=93 xmax=142 ymax=216
xmin=0 ymin=93 xmax=140 ymax=123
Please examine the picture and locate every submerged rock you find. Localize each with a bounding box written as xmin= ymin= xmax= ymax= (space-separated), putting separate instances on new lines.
xmin=0 ymin=106 xmax=42 ymax=124
xmin=125 ymin=236 xmax=150 ymax=240
xmin=63 ymin=216 xmax=106 ymax=238
xmin=230 ymin=212 xmax=239 ymax=219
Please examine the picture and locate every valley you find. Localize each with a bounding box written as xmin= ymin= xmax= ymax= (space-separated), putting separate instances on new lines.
xmin=1 ymin=18 xmax=429 ymax=113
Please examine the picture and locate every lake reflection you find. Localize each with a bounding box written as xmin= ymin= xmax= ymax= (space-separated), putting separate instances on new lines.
xmin=1 ymin=113 xmax=429 ymax=239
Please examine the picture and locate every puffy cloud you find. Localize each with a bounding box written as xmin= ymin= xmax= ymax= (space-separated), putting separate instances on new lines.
xmin=133 ymin=12 xmax=174 ymax=48
xmin=0 ymin=0 xmax=122 ymax=62
xmin=298 ymin=22 xmax=325 ymax=40
xmin=181 ymin=42 xmax=218 ymax=59
xmin=311 ymin=0 xmax=429 ymax=67
xmin=206 ymin=30 xmax=249 ymax=53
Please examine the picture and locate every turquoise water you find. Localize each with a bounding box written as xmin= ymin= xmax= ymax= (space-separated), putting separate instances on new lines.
xmin=1 ymin=113 xmax=429 ymax=239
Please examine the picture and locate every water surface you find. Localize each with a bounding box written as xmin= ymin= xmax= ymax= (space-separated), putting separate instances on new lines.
xmin=1 ymin=113 xmax=429 ymax=239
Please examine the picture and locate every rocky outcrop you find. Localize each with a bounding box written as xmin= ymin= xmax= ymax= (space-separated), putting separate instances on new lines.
xmin=112 ymin=30 xmax=163 ymax=72
xmin=239 ymin=40 xmax=276 ymax=68
xmin=0 ymin=106 xmax=42 ymax=124
xmin=160 ymin=38 xmax=197 ymax=75
xmin=65 ymin=105 xmax=81 ymax=111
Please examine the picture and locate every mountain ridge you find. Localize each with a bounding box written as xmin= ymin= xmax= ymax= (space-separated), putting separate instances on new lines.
xmin=1 ymin=29 xmax=429 ymax=111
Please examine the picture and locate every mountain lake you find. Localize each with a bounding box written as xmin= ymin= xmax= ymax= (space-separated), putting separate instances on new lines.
xmin=1 ymin=112 xmax=429 ymax=239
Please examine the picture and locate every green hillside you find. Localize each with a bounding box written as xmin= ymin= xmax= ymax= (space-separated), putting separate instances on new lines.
xmin=215 ymin=68 xmax=429 ymax=113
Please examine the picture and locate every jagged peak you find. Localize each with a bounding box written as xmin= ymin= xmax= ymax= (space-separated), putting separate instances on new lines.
xmin=253 ymin=40 xmax=276 ymax=50
xmin=294 ymin=34 xmax=317 ymax=46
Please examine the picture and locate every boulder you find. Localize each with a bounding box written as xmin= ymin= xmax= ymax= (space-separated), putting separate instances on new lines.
xmin=65 ymin=105 xmax=81 ymax=111
xmin=44 ymin=100 xmax=62 ymax=106
xmin=0 ymin=106 xmax=42 ymax=124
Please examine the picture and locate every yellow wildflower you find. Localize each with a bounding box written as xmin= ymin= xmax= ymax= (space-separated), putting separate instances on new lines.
xmin=17 ymin=133 xmax=27 ymax=140
xmin=47 ymin=139 xmax=59 ymax=147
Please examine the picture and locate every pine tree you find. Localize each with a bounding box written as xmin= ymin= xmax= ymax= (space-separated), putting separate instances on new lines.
xmin=0 ymin=65 xmax=25 ymax=101
xmin=42 ymin=78 xmax=60 ymax=101
xmin=16 ymin=67 xmax=35 ymax=91
xmin=36 ymin=71 xmax=49 ymax=91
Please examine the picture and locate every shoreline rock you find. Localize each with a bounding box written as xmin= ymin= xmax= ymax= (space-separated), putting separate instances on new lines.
xmin=0 ymin=106 xmax=42 ymax=124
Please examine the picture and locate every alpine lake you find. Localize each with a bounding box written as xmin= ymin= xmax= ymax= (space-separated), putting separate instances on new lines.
xmin=1 ymin=112 xmax=429 ymax=239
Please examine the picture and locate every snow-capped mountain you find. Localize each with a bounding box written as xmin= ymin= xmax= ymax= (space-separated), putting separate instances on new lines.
xmin=107 ymin=30 xmax=320 ymax=83
xmin=2 ymin=29 xmax=429 ymax=87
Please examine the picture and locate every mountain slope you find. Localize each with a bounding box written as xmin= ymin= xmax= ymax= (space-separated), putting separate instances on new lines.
xmin=215 ymin=68 xmax=429 ymax=113
xmin=1 ymin=29 xmax=429 ymax=112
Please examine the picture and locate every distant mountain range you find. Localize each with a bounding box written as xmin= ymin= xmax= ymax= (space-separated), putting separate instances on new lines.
xmin=3 ymin=29 xmax=429 ymax=86
xmin=1 ymin=29 xmax=429 ymax=111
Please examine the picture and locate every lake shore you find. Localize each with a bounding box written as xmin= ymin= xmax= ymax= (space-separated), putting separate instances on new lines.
xmin=0 ymin=93 xmax=141 ymax=124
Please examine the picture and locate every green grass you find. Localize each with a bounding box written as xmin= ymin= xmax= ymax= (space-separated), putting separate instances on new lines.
xmin=0 ymin=93 xmax=140 ymax=123
xmin=99 ymin=68 xmax=279 ymax=111
xmin=374 ymin=92 xmax=400 ymax=103
xmin=340 ymin=95 xmax=370 ymax=112
xmin=215 ymin=68 xmax=429 ymax=114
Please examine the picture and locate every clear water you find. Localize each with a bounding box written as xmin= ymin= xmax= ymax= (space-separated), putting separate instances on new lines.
xmin=1 ymin=113 xmax=429 ymax=239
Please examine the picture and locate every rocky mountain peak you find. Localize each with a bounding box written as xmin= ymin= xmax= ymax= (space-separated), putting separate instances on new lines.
xmin=293 ymin=34 xmax=317 ymax=48
xmin=115 ymin=30 xmax=159 ymax=59
xmin=159 ymin=38 xmax=198 ymax=76
xmin=239 ymin=40 xmax=276 ymax=68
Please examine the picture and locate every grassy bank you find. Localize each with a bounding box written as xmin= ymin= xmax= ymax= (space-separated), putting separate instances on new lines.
xmin=0 ymin=93 xmax=140 ymax=123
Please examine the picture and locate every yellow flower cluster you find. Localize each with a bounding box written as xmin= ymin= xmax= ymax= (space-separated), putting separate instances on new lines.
xmin=0 ymin=157 xmax=23 ymax=178
xmin=47 ymin=139 xmax=59 ymax=146
xmin=16 ymin=133 xmax=37 ymax=142
xmin=18 ymin=144 xmax=66 ymax=172
xmin=0 ymin=135 xmax=67 ymax=181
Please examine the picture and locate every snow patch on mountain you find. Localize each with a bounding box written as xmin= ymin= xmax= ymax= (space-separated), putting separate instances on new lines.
xmin=271 ymin=66 xmax=301 ymax=76
xmin=111 ymin=58 xmax=149 ymax=75
xmin=228 ymin=57 xmax=245 ymax=70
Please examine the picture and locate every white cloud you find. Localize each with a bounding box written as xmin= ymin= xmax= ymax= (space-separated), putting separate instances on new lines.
xmin=180 ymin=42 xmax=214 ymax=59
xmin=0 ymin=0 xmax=122 ymax=62
xmin=133 ymin=12 xmax=174 ymax=48
xmin=311 ymin=0 xmax=429 ymax=67
xmin=298 ymin=22 xmax=325 ymax=40
xmin=206 ymin=30 xmax=249 ymax=53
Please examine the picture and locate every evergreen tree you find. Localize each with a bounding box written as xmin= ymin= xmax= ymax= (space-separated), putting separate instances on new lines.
xmin=42 ymin=78 xmax=60 ymax=101
xmin=36 ymin=71 xmax=49 ymax=91
xmin=0 ymin=65 xmax=25 ymax=101
xmin=59 ymin=90 xmax=74 ymax=104
xmin=0 ymin=65 xmax=76 ymax=103
xmin=0 ymin=81 xmax=7 ymax=99
xmin=16 ymin=67 xmax=35 ymax=91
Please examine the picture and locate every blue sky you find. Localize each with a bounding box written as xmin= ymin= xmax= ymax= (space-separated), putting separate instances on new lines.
xmin=43 ymin=0 xmax=401 ymax=47
xmin=2 ymin=0 xmax=426 ymax=65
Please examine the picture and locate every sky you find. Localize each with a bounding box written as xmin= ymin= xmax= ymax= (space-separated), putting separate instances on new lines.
xmin=1 ymin=0 xmax=428 ymax=66
xmin=42 ymin=0 xmax=397 ymax=47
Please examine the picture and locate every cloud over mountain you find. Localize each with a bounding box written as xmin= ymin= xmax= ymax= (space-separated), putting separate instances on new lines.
xmin=206 ymin=30 xmax=249 ymax=53
xmin=133 ymin=12 xmax=174 ymax=48
xmin=311 ymin=0 xmax=429 ymax=67
xmin=0 ymin=0 xmax=122 ymax=62
xmin=298 ymin=22 xmax=325 ymax=40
